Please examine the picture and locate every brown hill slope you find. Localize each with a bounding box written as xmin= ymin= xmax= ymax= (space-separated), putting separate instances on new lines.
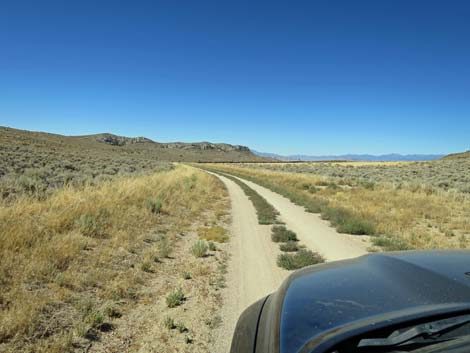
xmin=0 ymin=126 xmax=265 ymax=200
xmin=442 ymin=151 xmax=470 ymax=159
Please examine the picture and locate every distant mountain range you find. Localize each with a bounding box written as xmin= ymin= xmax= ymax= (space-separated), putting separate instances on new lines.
xmin=252 ymin=150 xmax=445 ymax=162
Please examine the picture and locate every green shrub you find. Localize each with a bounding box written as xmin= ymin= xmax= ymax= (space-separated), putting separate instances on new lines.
xmin=191 ymin=240 xmax=208 ymax=258
xmin=279 ymin=241 xmax=299 ymax=252
xmin=359 ymin=180 xmax=375 ymax=190
xmin=77 ymin=208 xmax=109 ymax=238
xmin=163 ymin=316 xmax=175 ymax=330
xmin=176 ymin=322 xmax=188 ymax=333
xmin=308 ymin=185 xmax=319 ymax=193
xmin=185 ymin=333 xmax=194 ymax=344
xmin=208 ymin=241 xmax=217 ymax=251
xmin=271 ymin=226 xmax=298 ymax=242
xmin=327 ymin=183 xmax=339 ymax=190
xmin=301 ymin=195 xmax=327 ymax=213
xmin=140 ymin=260 xmax=152 ymax=272
xmin=166 ymin=288 xmax=186 ymax=308
xmin=321 ymin=207 xmax=375 ymax=235
xmin=157 ymin=237 xmax=172 ymax=258
xmin=181 ymin=271 xmax=192 ymax=280
xmin=372 ymin=236 xmax=410 ymax=251
xmin=277 ymin=249 xmax=324 ymax=270
xmin=146 ymin=197 xmax=162 ymax=214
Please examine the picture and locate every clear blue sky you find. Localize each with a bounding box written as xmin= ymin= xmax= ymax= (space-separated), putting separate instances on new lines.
xmin=1 ymin=0 xmax=469 ymax=155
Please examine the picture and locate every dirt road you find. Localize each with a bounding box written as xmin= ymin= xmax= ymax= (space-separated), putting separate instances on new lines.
xmin=209 ymin=172 xmax=369 ymax=352
xmin=232 ymin=175 xmax=369 ymax=262
xmin=210 ymin=172 xmax=289 ymax=353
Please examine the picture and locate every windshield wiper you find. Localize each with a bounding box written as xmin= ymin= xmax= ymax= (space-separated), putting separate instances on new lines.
xmin=357 ymin=314 xmax=470 ymax=348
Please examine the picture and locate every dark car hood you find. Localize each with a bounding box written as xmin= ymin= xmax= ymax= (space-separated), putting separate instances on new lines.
xmin=279 ymin=250 xmax=470 ymax=353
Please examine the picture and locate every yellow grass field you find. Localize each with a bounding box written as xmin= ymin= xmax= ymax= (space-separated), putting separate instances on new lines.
xmin=200 ymin=163 xmax=470 ymax=251
xmin=0 ymin=165 xmax=229 ymax=353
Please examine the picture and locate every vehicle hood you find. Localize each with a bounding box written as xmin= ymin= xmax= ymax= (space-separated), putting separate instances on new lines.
xmin=279 ymin=250 xmax=470 ymax=353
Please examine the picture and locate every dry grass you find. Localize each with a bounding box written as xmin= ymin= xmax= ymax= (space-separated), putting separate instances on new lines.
xmin=200 ymin=163 xmax=470 ymax=251
xmin=330 ymin=161 xmax=412 ymax=166
xmin=0 ymin=165 xmax=229 ymax=352
xmin=197 ymin=226 xmax=229 ymax=243
xmin=232 ymin=159 xmax=470 ymax=194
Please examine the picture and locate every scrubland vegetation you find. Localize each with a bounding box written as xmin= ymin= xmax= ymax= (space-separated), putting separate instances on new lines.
xmin=0 ymin=127 xmax=175 ymax=203
xmin=240 ymin=159 xmax=470 ymax=194
xmin=0 ymin=165 xmax=230 ymax=353
xmin=277 ymin=249 xmax=325 ymax=270
xmin=201 ymin=162 xmax=470 ymax=251
xmin=0 ymin=126 xmax=263 ymax=203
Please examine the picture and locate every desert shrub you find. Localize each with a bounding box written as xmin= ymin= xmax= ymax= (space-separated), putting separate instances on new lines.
xmin=146 ymin=197 xmax=162 ymax=214
xmin=308 ymin=185 xmax=319 ymax=193
xmin=15 ymin=168 xmax=51 ymax=197
xmin=77 ymin=208 xmax=110 ymax=238
xmin=76 ymin=300 xmax=108 ymax=339
xmin=191 ymin=240 xmax=208 ymax=258
xmin=327 ymin=183 xmax=339 ymax=190
xmin=372 ymin=236 xmax=410 ymax=251
xmin=166 ymin=288 xmax=186 ymax=308
xmin=140 ymin=260 xmax=152 ymax=272
xmin=176 ymin=322 xmax=188 ymax=333
xmin=181 ymin=271 xmax=192 ymax=280
xmin=103 ymin=304 xmax=122 ymax=318
xmin=321 ymin=207 xmax=375 ymax=235
xmin=359 ymin=180 xmax=375 ymax=190
xmin=157 ymin=237 xmax=172 ymax=259
xmin=198 ymin=226 xmax=228 ymax=242
xmin=163 ymin=316 xmax=175 ymax=330
xmin=208 ymin=241 xmax=217 ymax=251
xmin=277 ymin=249 xmax=324 ymax=270
xmin=271 ymin=226 xmax=298 ymax=242
xmin=185 ymin=333 xmax=194 ymax=344
xmin=279 ymin=241 xmax=299 ymax=252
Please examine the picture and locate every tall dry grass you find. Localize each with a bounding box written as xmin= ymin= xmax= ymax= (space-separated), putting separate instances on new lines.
xmin=0 ymin=165 xmax=226 ymax=352
xmin=201 ymin=164 xmax=470 ymax=250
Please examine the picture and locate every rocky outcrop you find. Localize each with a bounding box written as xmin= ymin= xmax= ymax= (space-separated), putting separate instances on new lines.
xmin=95 ymin=134 xmax=155 ymax=146
xmin=162 ymin=142 xmax=250 ymax=152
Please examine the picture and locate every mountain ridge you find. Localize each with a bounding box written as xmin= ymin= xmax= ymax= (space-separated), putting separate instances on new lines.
xmin=0 ymin=126 xmax=265 ymax=162
xmin=252 ymin=150 xmax=445 ymax=162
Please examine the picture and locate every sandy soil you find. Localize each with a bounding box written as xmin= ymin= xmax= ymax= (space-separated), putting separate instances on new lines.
xmin=208 ymin=172 xmax=289 ymax=353
xmin=209 ymin=172 xmax=369 ymax=352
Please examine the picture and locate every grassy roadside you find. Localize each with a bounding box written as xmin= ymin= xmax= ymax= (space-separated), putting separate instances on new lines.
xmin=0 ymin=165 xmax=230 ymax=353
xmin=199 ymin=163 xmax=470 ymax=251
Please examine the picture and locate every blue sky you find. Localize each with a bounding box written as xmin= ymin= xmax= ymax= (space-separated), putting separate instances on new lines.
xmin=1 ymin=0 xmax=469 ymax=155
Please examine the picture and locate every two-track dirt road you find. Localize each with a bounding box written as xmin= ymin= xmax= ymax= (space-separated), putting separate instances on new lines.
xmin=209 ymin=171 xmax=368 ymax=353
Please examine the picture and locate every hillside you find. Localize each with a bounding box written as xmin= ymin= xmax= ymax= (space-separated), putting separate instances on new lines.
xmin=0 ymin=127 xmax=262 ymax=162
xmin=443 ymin=151 xmax=470 ymax=159
xmin=0 ymin=126 xmax=265 ymax=201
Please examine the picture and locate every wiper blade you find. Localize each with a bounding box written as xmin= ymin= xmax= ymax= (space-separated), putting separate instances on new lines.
xmin=357 ymin=314 xmax=470 ymax=348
